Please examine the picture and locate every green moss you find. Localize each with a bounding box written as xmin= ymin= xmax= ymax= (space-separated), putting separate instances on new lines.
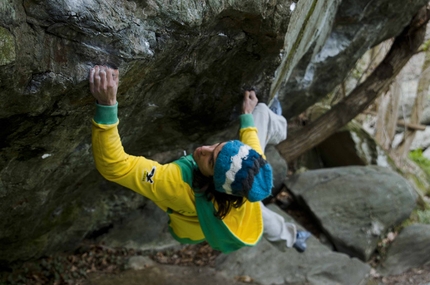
xmin=407 ymin=173 xmax=427 ymax=193
xmin=408 ymin=149 xmax=430 ymax=195
xmin=409 ymin=149 xmax=430 ymax=175
xmin=417 ymin=209 xmax=430 ymax=224
xmin=403 ymin=208 xmax=430 ymax=227
xmin=0 ymin=26 xmax=16 ymax=66
xmin=419 ymin=38 xmax=430 ymax=52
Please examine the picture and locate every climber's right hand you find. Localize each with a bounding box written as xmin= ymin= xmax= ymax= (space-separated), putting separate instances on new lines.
xmin=89 ymin=65 xmax=119 ymax=106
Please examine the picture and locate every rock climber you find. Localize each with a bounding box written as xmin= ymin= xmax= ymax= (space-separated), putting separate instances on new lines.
xmin=89 ymin=65 xmax=311 ymax=253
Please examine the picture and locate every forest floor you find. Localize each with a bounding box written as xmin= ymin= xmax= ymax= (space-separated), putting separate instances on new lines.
xmin=1 ymin=190 xmax=429 ymax=285
xmin=1 ymin=239 xmax=429 ymax=285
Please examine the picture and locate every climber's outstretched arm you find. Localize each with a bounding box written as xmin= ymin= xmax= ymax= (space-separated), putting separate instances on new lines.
xmin=89 ymin=66 xmax=188 ymax=206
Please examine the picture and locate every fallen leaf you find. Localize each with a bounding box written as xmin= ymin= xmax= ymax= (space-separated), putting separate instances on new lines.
xmin=235 ymin=275 xmax=253 ymax=283
xmin=387 ymin=232 xmax=397 ymax=242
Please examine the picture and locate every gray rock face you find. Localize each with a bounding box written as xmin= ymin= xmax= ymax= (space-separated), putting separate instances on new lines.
xmin=379 ymin=224 xmax=430 ymax=276
xmin=0 ymin=0 xmax=292 ymax=264
xmin=285 ymin=166 xmax=417 ymax=261
xmin=265 ymin=144 xmax=288 ymax=194
xmin=279 ymin=0 xmax=428 ymax=117
xmin=216 ymin=204 xmax=371 ymax=285
xmin=98 ymin=201 xmax=178 ymax=251
xmin=269 ymin=0 xmax=341 ymax=101
xmin=0 ymin=0 xmax=426 ymax=264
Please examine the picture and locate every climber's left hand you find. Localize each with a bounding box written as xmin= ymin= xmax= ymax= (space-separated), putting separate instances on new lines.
xmin=242 ymin=89 xmax=258 ymax=114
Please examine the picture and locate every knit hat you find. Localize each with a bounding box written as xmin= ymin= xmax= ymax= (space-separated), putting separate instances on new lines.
xmin=213 ymin=140 xmax=273 ymax=202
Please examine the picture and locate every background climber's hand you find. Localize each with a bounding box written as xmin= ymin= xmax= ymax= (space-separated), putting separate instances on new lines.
xmin=89 ymin=65 xmax=119 ymax=106
xmin=242 ymin=89 xmax=258 ymax=114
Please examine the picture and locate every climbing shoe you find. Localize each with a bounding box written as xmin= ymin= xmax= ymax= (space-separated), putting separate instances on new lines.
xmin=293 ymin=230 xmax=311 ymax=253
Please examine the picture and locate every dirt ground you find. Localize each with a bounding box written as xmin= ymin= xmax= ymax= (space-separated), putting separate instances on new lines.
xmin=2 ymin=190 xmax=429 ymax=285
xmin=1 ymin=240 xmax=430 ymax=285
xmin=370 ymin=265 xmax=430 ymax=285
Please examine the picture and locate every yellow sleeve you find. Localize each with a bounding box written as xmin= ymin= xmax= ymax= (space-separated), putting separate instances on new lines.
xmin=91 ymin=104 xmax=187 ymax=204
xmin=238 ymin=114 xmax=265 ymax=159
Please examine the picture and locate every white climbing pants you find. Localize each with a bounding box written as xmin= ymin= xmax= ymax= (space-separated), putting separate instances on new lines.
xmin=252 ymin=103 xmax=297 ymax=248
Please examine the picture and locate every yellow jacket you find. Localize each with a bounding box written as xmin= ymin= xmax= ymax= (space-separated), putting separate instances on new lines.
xmin=92 ymin=103 xmax=265 ymax=252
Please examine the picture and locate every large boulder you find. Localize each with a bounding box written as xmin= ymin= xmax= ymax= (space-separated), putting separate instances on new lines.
xmin=289 ymin=104 xmax=393 ymax=171
xmin=285 ymin=166 xmax=417 ymax=261
xmin=216 ymin=204 xmax=371 ymax=285
xmin=317 ymin=122 xmax=391 ymax=168
xmin=0 ymin=0 xmax=427 ymax=264
xmin=291 ymin=115 xmax=430 ymax=207
xmin=378 ymin=224 xmax=430 ymax=276
xmin=0 ymin=0 xmax=293 ymax=264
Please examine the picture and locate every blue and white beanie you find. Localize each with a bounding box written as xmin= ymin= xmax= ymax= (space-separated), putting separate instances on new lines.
xmin=213 ymin=140 xmax=273 ymax=202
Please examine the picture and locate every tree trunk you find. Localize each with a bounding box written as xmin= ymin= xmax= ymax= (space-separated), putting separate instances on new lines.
xmin=395 ymin=48 xmax=430 ymax=158
xmin=374 ymin=76 xmax=402 ymax=150
xmin=385 ymin=78 xmax=403 ymax=147
xmin=374 ymin=92 xmax=390 ymax=148
xmin=276 ymin=7 xmax=429 ymax=162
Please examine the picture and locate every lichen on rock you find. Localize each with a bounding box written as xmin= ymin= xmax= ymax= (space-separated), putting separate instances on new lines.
xmin=0 ymin=26 xmax=16 ymax=66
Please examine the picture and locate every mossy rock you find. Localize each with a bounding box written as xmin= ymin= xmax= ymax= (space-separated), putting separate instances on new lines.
xmin=0 ymin=26 xmax=15 ymax=66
